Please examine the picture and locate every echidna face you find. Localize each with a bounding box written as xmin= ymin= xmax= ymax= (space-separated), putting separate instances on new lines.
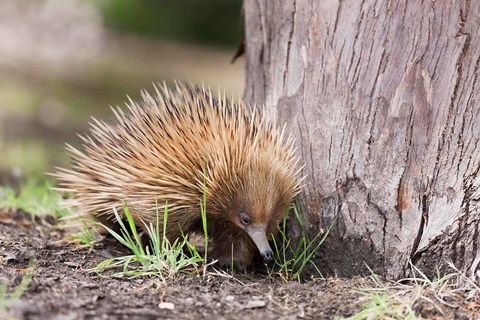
xmin=227 ymin=165 xmax=297 ymax=261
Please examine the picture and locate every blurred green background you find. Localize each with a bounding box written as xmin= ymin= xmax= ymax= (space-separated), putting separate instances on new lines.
xmin=101 ymin=0 xmax=242 ymax=46
xmin=0 ymin=0 xmax=244 ymax=184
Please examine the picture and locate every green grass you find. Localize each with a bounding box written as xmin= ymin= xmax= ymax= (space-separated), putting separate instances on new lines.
xmin=266 ymin=201 xmax=334 ymax=283
xmin=94 ymin=202 xmax=210 ymax=281
xmin=0 ymin=258 xmax=35 ymax=319
xmin=94 ymin=174 xmax=213 ymax=280
xmin=346 ymin=293 xmax=417 ymax=320
xmin=0 ymin=177 xmax=72 ymax=218
xmin=67 ymin=218 xmax=102 ymax=248
xmin=345 ymin=262 xmax=461 ymax=320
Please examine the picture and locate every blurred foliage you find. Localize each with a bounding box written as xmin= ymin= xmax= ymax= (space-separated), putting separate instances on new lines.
xmin=0 ymin=177 xmax=73 ymax=218
xmin=100 ymin=0 xmax=242 ymax=46
xmin=0 ymin=139 xmax=62 ymax=176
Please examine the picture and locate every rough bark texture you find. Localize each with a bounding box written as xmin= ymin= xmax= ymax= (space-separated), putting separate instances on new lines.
xmin=243 ymin=0 xmax=480 ymax=278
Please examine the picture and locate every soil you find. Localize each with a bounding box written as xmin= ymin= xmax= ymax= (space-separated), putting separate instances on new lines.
xmin=0 ymin=211 xmax=476 ymax=320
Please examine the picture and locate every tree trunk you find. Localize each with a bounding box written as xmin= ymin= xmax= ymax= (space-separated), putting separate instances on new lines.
xmin=243 ymin=0 xmax=480 ymax=279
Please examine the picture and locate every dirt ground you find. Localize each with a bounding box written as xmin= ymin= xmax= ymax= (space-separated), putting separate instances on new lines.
xmin=0 ymin=210 xmax=477 ymax=320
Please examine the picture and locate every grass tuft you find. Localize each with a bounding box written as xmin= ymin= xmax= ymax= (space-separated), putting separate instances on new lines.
xmin=93 ymin=203 xmax=206 ymax=281
xmin=345 ymin=261 xmax=466 ymax=320
xmin=266 ymin=200 xmax=334 ymax=283
xmin=93 ymin=169 xmax=214 ymax=280
xmin=67 ymin=218 xmax=102 ymax=248
xmin=347 ymin=293 xmax=417 ymax=320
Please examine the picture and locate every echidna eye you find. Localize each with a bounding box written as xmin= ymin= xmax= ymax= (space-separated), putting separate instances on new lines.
xmin=239 ymin=213 xmax=251 ymax=226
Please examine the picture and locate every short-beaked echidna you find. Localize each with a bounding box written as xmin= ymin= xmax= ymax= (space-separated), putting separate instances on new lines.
xmin=56 ymin=83 xmax=302 ymax=267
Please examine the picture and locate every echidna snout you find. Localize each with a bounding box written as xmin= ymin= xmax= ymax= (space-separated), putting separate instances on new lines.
xmin=244 ymin=225 xmax=273 ymax=262
xmin=232 ymin=204 xmax=274 ymax=262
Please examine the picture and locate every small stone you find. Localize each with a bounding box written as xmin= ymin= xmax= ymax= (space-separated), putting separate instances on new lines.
xmin=64 ymin=261 xmax=82 ymax=268
xmin=243 ymin=300 xmax=266 ymax=309
xmin=158 ymin=302 xmax=175 ymax=310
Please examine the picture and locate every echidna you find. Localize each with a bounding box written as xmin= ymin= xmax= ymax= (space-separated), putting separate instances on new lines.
xmin=55 ymin=83 xmax=302 ymax=267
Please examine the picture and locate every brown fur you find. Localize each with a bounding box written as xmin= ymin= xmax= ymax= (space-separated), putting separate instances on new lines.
xmin=55 ymin=83 xmax=302 ymax=267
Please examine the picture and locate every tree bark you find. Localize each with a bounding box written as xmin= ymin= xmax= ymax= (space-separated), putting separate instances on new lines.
xmin=243 ymin=0 xmax=480 ymax=278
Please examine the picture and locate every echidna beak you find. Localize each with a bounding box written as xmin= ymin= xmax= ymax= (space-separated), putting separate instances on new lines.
xmin=245 ymin=225 xmax=274 ymax=262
